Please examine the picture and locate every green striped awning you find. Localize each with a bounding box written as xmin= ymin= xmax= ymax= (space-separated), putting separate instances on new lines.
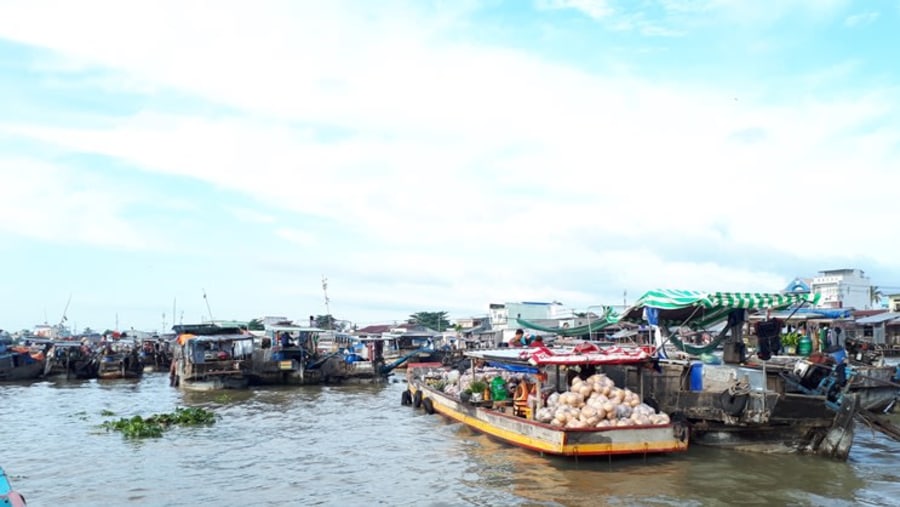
xmin=633 ymin=289 xmax=819 ymax=311
xmin=622 ymin=289 xmax=820 ymax=329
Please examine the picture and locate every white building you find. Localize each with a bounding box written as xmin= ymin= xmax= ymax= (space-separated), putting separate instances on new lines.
xmin=488 ymin=301 xmax=566 ymax=343
xmin=810 ymin=268 xmax=873 ymax=310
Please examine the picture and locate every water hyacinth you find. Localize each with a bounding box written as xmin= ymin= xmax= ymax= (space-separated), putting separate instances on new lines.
xmin=101 ymin=407 xmax=216 ymax=439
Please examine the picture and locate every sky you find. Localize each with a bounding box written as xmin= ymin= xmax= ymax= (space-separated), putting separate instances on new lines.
xmin=1 ymin=0 xmax=899 ymax=333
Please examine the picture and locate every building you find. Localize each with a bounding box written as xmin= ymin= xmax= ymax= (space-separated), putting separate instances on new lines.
xmin=885 ymin=293 xmax=900 ymax=312
xmin=810 ymin=268 xmax=874 ymax=310
xmin=487 ymin=301 xmax=567 ymax=344
xmin=782 ymin=277 xmax=812 ymax=295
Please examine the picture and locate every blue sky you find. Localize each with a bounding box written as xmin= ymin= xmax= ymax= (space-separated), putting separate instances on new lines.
xmin=1 ymin=0 xmax=899 ymax=333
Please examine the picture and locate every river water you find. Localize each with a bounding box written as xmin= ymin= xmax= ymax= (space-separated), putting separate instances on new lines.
xmin=1 ymin=373 xmax=898 ymax=507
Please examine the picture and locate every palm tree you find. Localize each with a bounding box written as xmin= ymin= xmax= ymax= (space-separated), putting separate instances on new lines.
xmin=869 ymin=286 xmax=884 ymax=308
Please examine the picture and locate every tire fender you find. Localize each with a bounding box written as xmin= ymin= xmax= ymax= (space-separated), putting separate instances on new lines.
xmin=718 ymin=391 xmax=749 ymax=416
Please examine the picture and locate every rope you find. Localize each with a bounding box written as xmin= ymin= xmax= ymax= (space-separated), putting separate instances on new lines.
xmin=728 ymin=377 xmax=751 ymax=397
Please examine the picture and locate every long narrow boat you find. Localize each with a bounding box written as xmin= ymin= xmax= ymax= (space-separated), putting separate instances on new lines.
xmin=1 ymin=466 xmax=27 ymax=507
xmin=405 ymin=344 xmax=689 ymax=457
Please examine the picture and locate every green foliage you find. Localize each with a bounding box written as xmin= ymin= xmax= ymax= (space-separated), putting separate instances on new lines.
xmin=315 ymin=314 xmax=336 ymax=330
xmin=408 ymin=311 xmax=451 ymax=331
xmin=100 ymin=409 xmax=116 ymax=416
xmin=781 ymin=332 xmax=801 ymax=348
xmin=247 ymin=318 xmax=265 ymax=331
xmin=469 ymin=380 xmax=487 ymax=394
xmin=870 ymin=286 xmax=884 ymax=305
xmin=102 ymin=407 xmax=216 ymax=439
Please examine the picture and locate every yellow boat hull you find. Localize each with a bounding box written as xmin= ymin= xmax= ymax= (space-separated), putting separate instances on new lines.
xmin=410 ymin=381 xmax=689 ymax=457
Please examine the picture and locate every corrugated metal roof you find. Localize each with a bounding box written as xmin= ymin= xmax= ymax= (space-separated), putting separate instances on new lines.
xmin=855 ymin=312 xmax=900 ymax=325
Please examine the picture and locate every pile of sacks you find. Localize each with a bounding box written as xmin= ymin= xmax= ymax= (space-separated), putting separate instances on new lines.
xmin=534 ymin=374 xmax=671 ymax=429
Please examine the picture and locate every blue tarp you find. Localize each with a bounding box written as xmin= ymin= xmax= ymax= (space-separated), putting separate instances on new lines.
xmin=789 ymin=308 xmax=852 ymax=319
xmin=486 ymin=361 xmax=539 ymax=374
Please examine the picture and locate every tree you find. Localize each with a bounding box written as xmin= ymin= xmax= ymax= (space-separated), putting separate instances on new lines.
xmin=247 ymin=319 xmax=265 ymax=331
xmin=315 ymin=314 xmax=337 ymax=330
xmin=408 ymin=311 xmax=451 ymax=331
xmin=869 ymin=286 xmax=885 ymax=308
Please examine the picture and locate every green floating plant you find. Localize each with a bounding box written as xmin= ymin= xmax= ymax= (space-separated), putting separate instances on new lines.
xmin=101 ymin=407 xmax=216 ymax=439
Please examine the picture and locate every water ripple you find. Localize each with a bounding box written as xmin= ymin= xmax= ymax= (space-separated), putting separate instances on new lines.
xmin=2 ymin=375 xmax=899 ymax=506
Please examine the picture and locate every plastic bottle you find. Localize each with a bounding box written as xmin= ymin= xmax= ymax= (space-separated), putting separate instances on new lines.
xmin=491 ymin=376 xmax=508 ymax=401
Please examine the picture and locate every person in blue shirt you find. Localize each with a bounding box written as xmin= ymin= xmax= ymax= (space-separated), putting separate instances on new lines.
xmin=508 ymin=329 xmax=526 ymax=347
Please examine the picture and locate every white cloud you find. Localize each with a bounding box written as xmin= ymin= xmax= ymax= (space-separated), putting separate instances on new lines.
xmin=275 ymin=228 xmax=318 ymax=248
xmin=539 ymin=0 xmax=849 ymax=35
xmin=230 ymin=207 xmax=276 ymax=225
xmin=0 ymin=0 xmax=898 ymax=329
xmin=536 ymin=0 xmax=614 ymax=20
xmin=0 ymin=158 xmax=159 ymax=249
xmin=844 ymin=10 xmax=879 ymax=27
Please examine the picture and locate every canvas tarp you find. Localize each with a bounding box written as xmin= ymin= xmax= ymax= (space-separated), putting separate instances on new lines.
xmin=516 ymin=307 xmax=619 ymax=337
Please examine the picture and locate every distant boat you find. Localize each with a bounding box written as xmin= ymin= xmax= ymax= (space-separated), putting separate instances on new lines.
xmin=247 ymin=323 xmax=324 ymax=385
xmin=0 ymin=338 xmax=44 ymax=382
xmin=43 ymin=341 xmax=99 ymax=380
xmin=169 ymin=324 xmax=252 ymax=391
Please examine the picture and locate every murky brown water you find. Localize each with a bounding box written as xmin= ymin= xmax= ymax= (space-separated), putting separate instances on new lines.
xmin=1 ymin=372 xmax=898 ymax=506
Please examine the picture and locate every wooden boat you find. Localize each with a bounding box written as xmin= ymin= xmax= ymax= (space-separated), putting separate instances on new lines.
xmin=0 ymin=339 xmax=45 ymax=382
xmin=1 ymin=466 xmax=27 ymax=507
xmin=405 ymin=344 xmax=689 ymax=458
xmin=96 ymin=343 xmax=143 ymax=380
xmin=139 ymin=338 xmax=173 ymax=373
xmin=751 ymin=353 xmax=899 ymax=413
xmin=247 ymin=324 xmax=324 ymax=385
xmin=43 ymin=342 xmax=99 ymax=379
xmin=603 ymin=289 xmax=861 ymax=459
xmin=169 ymin=324 xmax=252 ymax=391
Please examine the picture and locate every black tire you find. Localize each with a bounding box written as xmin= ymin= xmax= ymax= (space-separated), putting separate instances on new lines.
xmin=422 ymin=397 xmax=435 ymax=414
xmin=401 ymin=390 xmax=412 ymax=406
xmin=413 ymin=389 xmax=423 ymax=408
xmin=718 ymin=391 xmax=749 ymax=416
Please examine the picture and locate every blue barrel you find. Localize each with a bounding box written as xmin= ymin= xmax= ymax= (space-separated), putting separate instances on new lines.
xmin=690 ymin=362 xmax=703 ymax=391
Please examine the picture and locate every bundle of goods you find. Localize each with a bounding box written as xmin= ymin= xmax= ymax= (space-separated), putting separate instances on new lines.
xmin=436 ymin=368 xmax=529 ymax=400
xmin=534 ymin=374 xmax=671 ymax=428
